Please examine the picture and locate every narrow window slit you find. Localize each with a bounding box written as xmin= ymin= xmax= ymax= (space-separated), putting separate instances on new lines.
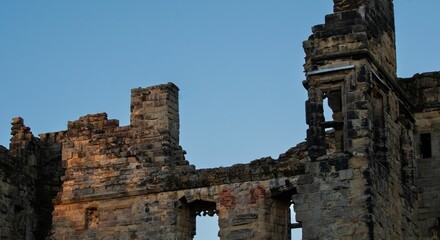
xmin=420 ymin=133 xmax=432 ymax=159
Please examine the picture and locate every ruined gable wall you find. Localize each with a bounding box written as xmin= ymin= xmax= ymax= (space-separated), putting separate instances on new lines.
xmin=51 ymin=106 xmax=307 ymax=239
xmin=51 ymin=83 xmax=193 ymax=239
xmin=0 ymin=81 xmax=310 ymax=240
xmin=50 ymin=83 xmax=309 ymax=239
xmin=52 ymin=83 xmax=192 ymax=206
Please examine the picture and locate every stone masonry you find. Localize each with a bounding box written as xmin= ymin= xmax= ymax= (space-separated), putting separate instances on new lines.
xmin=1 ymin=0 xmax=440 ymax=239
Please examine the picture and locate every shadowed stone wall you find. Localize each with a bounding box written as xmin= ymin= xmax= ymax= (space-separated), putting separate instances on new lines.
xmin=401 ymin=72 xmax=440 ymax=239
xmin=302 ymin=0 xmax=418 ymax=239
xmin=0 ymin=118 xmax=63 ymax=240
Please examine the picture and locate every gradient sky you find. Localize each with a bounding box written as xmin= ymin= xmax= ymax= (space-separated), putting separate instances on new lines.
xmin=0 ymin=1 xmax=439 ymax=239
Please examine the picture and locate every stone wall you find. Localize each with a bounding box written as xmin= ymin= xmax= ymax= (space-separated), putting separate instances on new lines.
xmin=50 ymin=83 xmax=309 ymax=239
xmin=295 ymin=153 xmax=371 ymax=239
xmin=0 ymin=145 xmax=37 ymax=240
xmin=1 ymin=0 xmax=439 ymax=239
xmin=401 ymin=72 xmax=440 ymax=239
xmin=52 ymin=177 xmax=299 ymax=239
xmin=1 ymin=83 xmax=309 ymax=240
xmin=0 ymin=117 xmax=61 ymax=240
xmin=302 ymin=0 xmax=418 ymax=239
xmin=305 ymin=0 xmax=396 ymax=80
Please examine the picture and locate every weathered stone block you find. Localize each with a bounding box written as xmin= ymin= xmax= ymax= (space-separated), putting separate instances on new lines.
xmin=231 ymin=214 xmax=258 ymax=226
xmin=227 ymin=229 xmax=253 ymax=240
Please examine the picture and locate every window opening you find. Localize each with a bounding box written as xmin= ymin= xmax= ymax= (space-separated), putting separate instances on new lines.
xmin=85 ymin=207 xmax=99 ymax=229
xmin=270 ymin=187 xmax=301 ymax=240
xmin=323 ymin=96 xmax=333 ymax=125
xmin=290 ymin=203 xmax=302 ymax=240
xmin=192 ymin=201 xmax=218 ymax=240
xmin=12 ymin=205 xmax=24 ymax=238
xmin=322 ymin=90 xmax=344 ymax=153
xmin=420 ymin=133 xmax=432 ymax=159
xmin=194 ymin=212 xmax=219 ymax=240
xmin=177 ymin=199 xmax=218 ymax=240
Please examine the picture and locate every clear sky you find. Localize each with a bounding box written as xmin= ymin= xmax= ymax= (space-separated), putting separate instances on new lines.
xmin=0 ymin=1 xmax=439 ymax=239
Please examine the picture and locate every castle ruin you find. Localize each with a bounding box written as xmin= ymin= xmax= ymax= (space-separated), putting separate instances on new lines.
xmin=1 ymin=0 xmax=440 ymax=239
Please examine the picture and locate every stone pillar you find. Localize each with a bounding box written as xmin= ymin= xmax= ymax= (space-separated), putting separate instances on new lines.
xmin=304 ymin=86 xmax=326 ymax=160
xmin=9 ymin=117 xmax=39 ymax=179
xmin=130 ymin=82 xmax=180 ymax=149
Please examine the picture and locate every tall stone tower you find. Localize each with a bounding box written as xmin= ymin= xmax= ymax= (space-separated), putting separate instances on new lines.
xmin=298 ymin=0 xmax=418 ymax=238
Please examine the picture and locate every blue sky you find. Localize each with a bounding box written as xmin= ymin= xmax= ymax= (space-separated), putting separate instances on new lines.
xmin=0 ymin=1 xmax=439 ymax=239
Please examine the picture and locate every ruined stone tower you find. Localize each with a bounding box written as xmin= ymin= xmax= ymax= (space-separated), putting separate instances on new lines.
xmin=300 ymin=0 xmax=418 ymax=238
xmin=1 ymin=0 xmax=440 ymax=239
